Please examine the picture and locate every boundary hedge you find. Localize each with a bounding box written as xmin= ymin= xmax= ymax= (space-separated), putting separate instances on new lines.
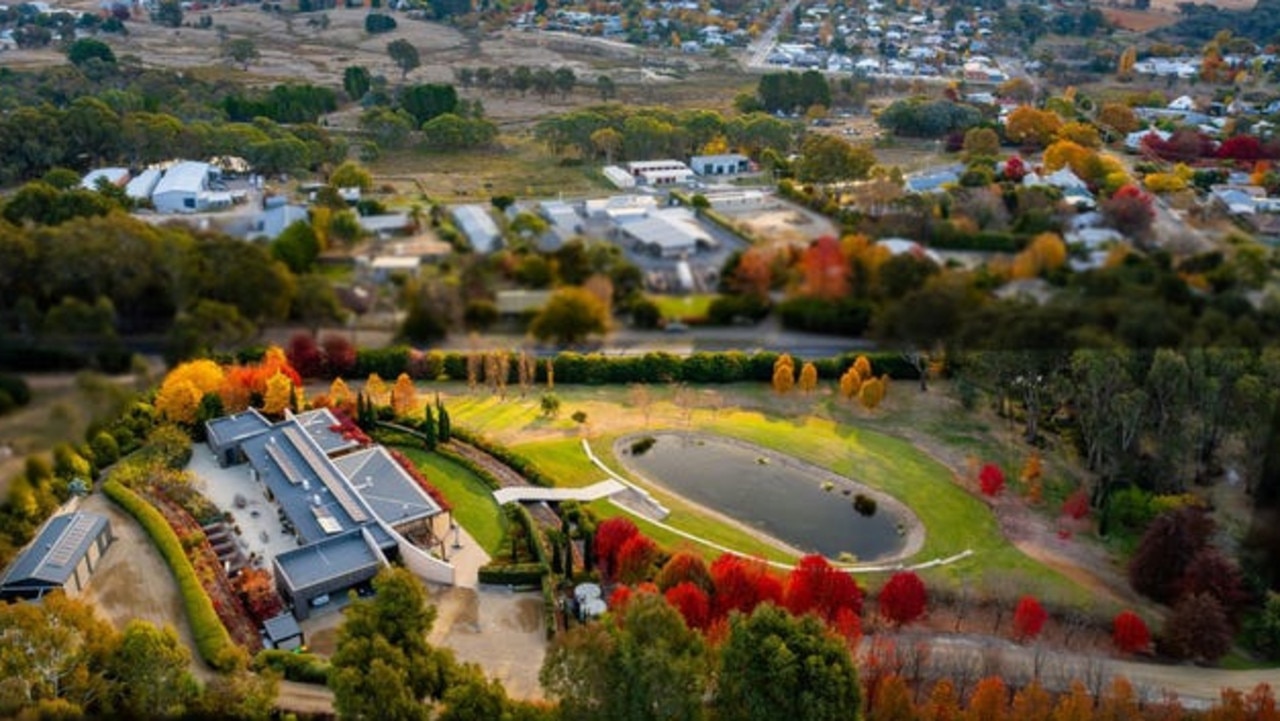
xmin=477 ymin=562 xmax=547 ymax=587
xmin=253 ymin=649 xmax=331 ymax=685
xmin=102 ymin=479 xmax=239 ymax=671
xmin=350 ymin=349 xmax=920 ymax=386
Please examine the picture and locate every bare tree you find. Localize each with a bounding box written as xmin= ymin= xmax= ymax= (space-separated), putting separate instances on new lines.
xmin=628 ymin=383 xmax=653 ymax=427
xmin=466 ymin=352 xmax=481 ymax=393
xmin=517 ymin=351 xmax=536 ymax=397
xmin=673 ymin=383 xmax=696 ymax=430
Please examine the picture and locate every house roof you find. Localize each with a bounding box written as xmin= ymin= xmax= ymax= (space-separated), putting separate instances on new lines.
xmin=206 ymin=408 xmax=272 ymax=452
xmin=273 ymin=528 xmax=386 ymax=595
xmin=153 ymin=161 xmax=211 ymax=196
xmin=291 ymin=407 xmax=359 ymax=456
xmin=125 ymin=168 xmax=162 ymax=200
xmin=619 ymin=208 xmax=714 ymax=251
xmin=451 ymin=205 xmax=501 ymax=253
xmin=1 ymin=512 xmax=109 ymax=590
xmin=80 ymin=168 xmax=129 ymax=190
xmin=331 ymin=446 xmax=442 ymax=528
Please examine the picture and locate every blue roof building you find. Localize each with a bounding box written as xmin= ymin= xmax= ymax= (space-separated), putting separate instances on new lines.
xmin=0 ymin=512 xmax=113 ymax=601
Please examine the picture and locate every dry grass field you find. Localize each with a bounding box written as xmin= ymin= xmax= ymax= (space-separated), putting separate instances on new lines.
xmin=1097 ymin=0 xmax=1257 ymax=32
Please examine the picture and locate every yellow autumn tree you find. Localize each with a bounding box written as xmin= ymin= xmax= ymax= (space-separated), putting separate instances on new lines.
xmin=1011 ymin=233 xmax=1068 ymax=279
xmin=798 ymin=362 xmax=818 ymax=393
xmin=701 ymin=135 xmax=730 ymax=155
xmin=858 ymin=376 xmax=886 ymax=411
xmin=329 ymin=377 xmax=354 ymax=409
xmin=1117 ymin=46 xmax=1137 ymax=80
xmin=853 ymin=354 xmax=873 ymax=380
xmin=772 ymin=354 xmax=795 ymax=394
xmin=839 ymin=366 xmax=863 ymax=399
xmin=1005 ymin=106 xmax=1063 ymax=148
xmin=391 ymin=373 xmax=418 ymax=417
xmin=1143 ymin=171 xmax=1187 ymax=194
xmin=155 ymin=359 xmax=226 ymax=424
xmin=262 ymin=372 xmax=293 ymax=416
xmin=1057 ymin=121 xmax=1102 ymax=150
xmin=365 ymin=373 xmax=389 ymax=406
xmin=1043 ymin=139 xmax=1093 ymax=177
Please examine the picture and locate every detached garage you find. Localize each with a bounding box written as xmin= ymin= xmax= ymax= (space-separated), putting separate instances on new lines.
xmin=0 ymin=512 xmax=114 ymax=601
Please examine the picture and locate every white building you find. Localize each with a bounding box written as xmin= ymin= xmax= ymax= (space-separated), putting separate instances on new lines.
xmin=80 ymin=167 xmax=129 ymax=191
xmin=614 ymin=208 xmax=716 ymax=258
xmin=602 ymin=165 xmax=636 ymax=190
xmin=451 ymin=205 xmax=502 ymax=254
xmin=125 ymin=168 xmax=162 ymax=202
xmin=690 ymin=154 xmax=750 ymax=176
xmin=151 ymin=161 xmax=224 ymax=214
xmin=626 ymin=160 xmax=695 ymax=186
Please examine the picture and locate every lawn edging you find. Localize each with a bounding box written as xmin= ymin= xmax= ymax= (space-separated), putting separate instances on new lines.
xmin=101 ymin=479 xmax=240 ymax=672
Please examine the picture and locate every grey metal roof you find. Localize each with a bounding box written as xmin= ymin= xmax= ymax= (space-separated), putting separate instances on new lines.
xmin=262 ymin=611 xmax=303 ymax=642
xmin=291 ymin=408 xmax=360 ymax=456
xmin=1 ymin=512 xmax=109 ymax=590
xmin=273 ymin=528 xmax=385 ymax=595
xmin=331 ymin=446 xmax=442 ymax=528
xmin=206 ymin=409 xmax=272 ymax=452
xmin=240 ymin=419 xmax=391 ymax=549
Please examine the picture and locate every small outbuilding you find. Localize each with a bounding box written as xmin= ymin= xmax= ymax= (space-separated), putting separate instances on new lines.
xmin=691 ymin=154 xmax=750 ymax=176
xmin=0 ymin=512 xmax=114 ymax=601
xmin=152 ymin=161 xmax=222 ymax=214
xmin=262 ymin=611 xmax=305 ymax=650
xmin=451 ymin=205 xmax=502 ymax=254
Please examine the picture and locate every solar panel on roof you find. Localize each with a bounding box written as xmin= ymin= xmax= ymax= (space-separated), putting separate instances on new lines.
xmin=46 ymin=515 xmax=96 ymax=567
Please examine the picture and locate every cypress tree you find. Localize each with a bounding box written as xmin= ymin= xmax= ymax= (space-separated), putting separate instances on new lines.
xmin=437 ymin=399 xmax=451 ymax=443
xmin=422 ymin=405 xmax=437 ymax=451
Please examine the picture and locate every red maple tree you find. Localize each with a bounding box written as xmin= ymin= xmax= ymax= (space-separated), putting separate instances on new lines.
xmin=783 ymin=554 xmax=863 ymax=623
xmin=594 ymin=517 xmax=639 ymax=581
xmin=1061 ymin=489 xmax=1090 ymax=520
xmin=709 ymin=553 xmax=783 ymax=620
xmin=655 ymin=551 xmax=714 ymax=594
xmin=878 ymin=570 xmax=927 ymax=628
xmin=800 ymin=235 xmax=850 ymax=300
xmin=1012 ymin=595 xmax=1047 ymax=642
xmin=1112 ymin=610 xmax=1151 ymax=654
xmin=321 ymin=334 xmax=358 ymax=377
xmin=286 ymin=333 xmax=326 ymax=379
xmin=615 ymin=534 xmax=659 ymax=585
xmin=979 ymin=463 xmax=1005 ymax=497
xmin=664 ymin=582 xmax=711 ymax=630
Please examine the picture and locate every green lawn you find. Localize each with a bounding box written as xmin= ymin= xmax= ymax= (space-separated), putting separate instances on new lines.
xmin=649 ymin=294 xmax=718 ymax=321
xmin=439 ymin=383 xmax=1087 ymax=603
xmin=394 ymin=445 xmax=507 ymax=556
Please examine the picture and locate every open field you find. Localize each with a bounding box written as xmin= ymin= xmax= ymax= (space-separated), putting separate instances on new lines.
xmin=649 ymin=293 xmax=718 ymax=321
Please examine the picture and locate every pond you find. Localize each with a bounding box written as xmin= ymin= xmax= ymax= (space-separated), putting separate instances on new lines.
xmin=616 ymin=432 xmax=915 ymax=563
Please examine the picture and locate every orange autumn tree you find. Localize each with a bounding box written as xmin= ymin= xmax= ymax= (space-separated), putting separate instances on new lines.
xmin=262 ymin=372 xmax=294 ymax=416
xmin=772 ymin=354 xmax=795 ymax=394
xmin=798 ymin=362 xmax=818 ymax=393
xmin=800 ymin=235 xmax=850 ymax=300
xmin=390 ymin=373 xmax=418 ymax=417
xmin=155 ymin=359 xmax=226 ymax=424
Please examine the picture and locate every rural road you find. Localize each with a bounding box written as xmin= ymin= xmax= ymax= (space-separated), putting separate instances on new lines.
xmin=743 ymin=0 xmax=802 ymax=70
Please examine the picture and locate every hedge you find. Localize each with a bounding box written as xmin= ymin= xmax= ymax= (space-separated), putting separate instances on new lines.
xmin=253 ymin=649 xmax=331 ymax=685
xmin=436 ymin=444 xmax=502 ymax=492
xmin=542 ymin=573 xmax=558 ymax=640
xmin=928 ymin=222 xmax=1029 ymax=253
xmin=449 ymin=429 xmax=555 ymax=488
xmin=342 ymin=348 xmax=926 ymax=387
xmin=776 ymin=297 xmax=873 ymax=336
xmin=102 ymin=479 xmax=239 ymax=671
xmin=477 ymin=562 xmax=548 ymax=587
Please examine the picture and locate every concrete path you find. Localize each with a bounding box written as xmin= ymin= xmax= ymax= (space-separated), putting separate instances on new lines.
xmin=492 ymin=479 xmax=626 ymax=505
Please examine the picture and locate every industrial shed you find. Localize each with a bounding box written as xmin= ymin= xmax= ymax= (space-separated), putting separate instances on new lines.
xmin=0 ymin=512 xmax=114 ymax=601
xmin=451 ymin=205 xmax=502 ymax=254
xmin=151 ymin=161 xmax=227 ymax=214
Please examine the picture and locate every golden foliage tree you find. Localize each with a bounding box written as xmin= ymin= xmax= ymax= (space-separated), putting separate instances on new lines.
xmin=798 ymin=362 xmax=818 ymax=393
xmin=1043 ymin=139 xmax=1093 ymax=177
xmin=262 ymin=372 xmax=293 ymax=416
xmin=854 ymin=354 xmax=873 ymax=380
xmin=1117 ymin=46 xmax=1137 ymax=80
xmin=859 ymin=376 xmax=887 ymax=411
xmin=390 ymin=373 xmax=417 ymax=417
xmin=1010 ymin=681 xmax=1054 ymax=721
xmin=1005 ymin=106 xmax=1063 ymax=148
xmin=365 ymin=373 xmax=388 ymax=406
xmin=1097 ymin=103 xmax=1141 ymax=135
xmin=1011 ymin=233 xmax=1068 ymax=279
xmin=155 ymin=360 xmax=225 ymax=424
xmin=1058 ymin=121 xmax=1102 ymax=150
xmin=772 ymin=354 xmax=795 ymax=394
xmin=839 ymin=365 xmax=864 ymax=399
xmin=329 ymin=377 xmax=354 ymax=409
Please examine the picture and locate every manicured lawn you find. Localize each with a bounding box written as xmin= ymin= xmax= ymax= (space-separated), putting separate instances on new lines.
xmin=649 ymin=294 xmax=718 ymax=321
xmin=394 ymin=445 xmax=507 ymax=556
xmin=441 ymin=383 xmax=1085 ymax=603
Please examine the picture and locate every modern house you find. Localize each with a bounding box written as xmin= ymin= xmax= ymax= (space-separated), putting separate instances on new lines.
xmin=0 ymin=512 xmax=114 ymax=601
xmin=451 ymin=205 xmax=502 ymax=254
xmin=204 ymin=408 xmax=454 ymax=618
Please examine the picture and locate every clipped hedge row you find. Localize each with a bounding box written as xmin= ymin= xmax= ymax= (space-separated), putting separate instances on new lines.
xmin=253 ymin=649 xmax=331 ymax=685
xmin=102 ymin=479 xmax=239 ymax=671
xmin=928 ymin=223 xmax=1029 ymax=253
xmin=449 ymin=429 xmax=555 ymax=488
xmin=350 ymin=349 xmax=921 ymax=385
xmin=477 ymin=562 xmax=548 ymax=587
xmin=542 ymin=574 xmax=558 ymax=640
xmin=435 ymin=445 xmax=502 ymax=492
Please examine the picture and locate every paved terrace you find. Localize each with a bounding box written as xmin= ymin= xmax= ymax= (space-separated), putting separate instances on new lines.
xmin=492 ymin=480 xmax=626 ymax=505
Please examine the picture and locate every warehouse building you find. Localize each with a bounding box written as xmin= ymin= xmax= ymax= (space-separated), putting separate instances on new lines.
xmin=0 ymin=512 xmax=114 ymax=601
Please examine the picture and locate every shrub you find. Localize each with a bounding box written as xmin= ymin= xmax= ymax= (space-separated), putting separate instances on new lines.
xmin=477 ymin=562 xmax=547 ymax=587
xmin=102 ymin=479 xmax=238 ymax=671
xmin=852 ymin=494 xmax=877 ymax=516
xmin=878 ymin=571 xmax=927 ymax=628
xmin=630 ymin=436 xmax=656 ymax=455
xmin=0 ymin=374 xmax=32 ymax=407
xmin=978 ymin=463 xmax=1005 ymax=497
xmin=364 ymin=12 xmax=396 ymax=32
xmin=254 ymin=649 xmax=331 ymax=684
xmin=1012 ymin=595 xmax=1047 ymax=642
xmin=1112 ymin=610 xmax=1150 ymax=654
xmin=776 ymin=296 xmax=872 ymax=336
